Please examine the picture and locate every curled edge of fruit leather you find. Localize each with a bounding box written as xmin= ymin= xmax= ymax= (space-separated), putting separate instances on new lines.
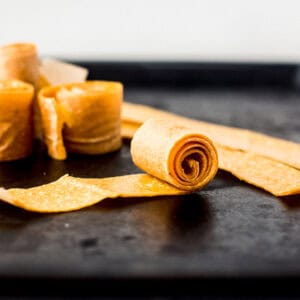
xmin=0 ymin=79 xmax=34 ymax=161
xmin=131 ymin=118 xmax=219 ymax=191
xmin=38 ymin=81 xmax=123 ymax=160
xmin=39 ymin=59 xmax=88 ymax=86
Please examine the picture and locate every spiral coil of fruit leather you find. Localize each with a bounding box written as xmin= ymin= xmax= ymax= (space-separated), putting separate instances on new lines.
xmin=131 ymin=118 xmax=218 ymax=191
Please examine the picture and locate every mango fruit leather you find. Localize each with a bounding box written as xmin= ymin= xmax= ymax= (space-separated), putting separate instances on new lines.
xmin=0 ymin=43 xmax=39 ymax=87
xmin=0 ymin=43 xmax=43 ymax=138
xmin=131 ymin=119 xmax=218 ymax=191
xmin=38 ymin=81 xmax=123 ymax=160
xmin=0 ymin=80 xmax=34 ymax=161
xmin=121 ymin=102 xmax=300 ymax=196
xmin=0 ymin=173 xmax=189 ymax=213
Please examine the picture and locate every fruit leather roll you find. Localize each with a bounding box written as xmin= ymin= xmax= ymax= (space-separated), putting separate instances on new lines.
xmin=0 ymin=80 xmax=34 ymax=161
xmin=0 ymin=43 xmax=39 ymax=87
xmin=131 ymin=119 xmax=218 ymax=191
xmin=123 ymin=102 xmax=300 ymax=196
xmin=38 ymin=81 xmax=123 ymax=160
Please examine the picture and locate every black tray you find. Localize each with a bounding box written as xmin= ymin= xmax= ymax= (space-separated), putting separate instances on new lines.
xmin=1 ymin=62 xmax=300 ymax=298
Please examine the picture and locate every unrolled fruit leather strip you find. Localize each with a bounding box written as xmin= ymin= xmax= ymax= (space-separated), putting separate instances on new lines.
xmin=0 ymin=80 xmax=34 ymax=161
xmin=38 ymin=81 xmax=123 ymax=160
xmin=218 ymin=147 xmax=300 ymax=196
xmin=0 ymin=174 xmax=188 ymax=213
xmin=131 ymin=119 xmax=218 ymax=191
xmin=122 ymin=102 xmax=300 ymax=170
xmin=121 ymin=110 xmax=300 ymax=196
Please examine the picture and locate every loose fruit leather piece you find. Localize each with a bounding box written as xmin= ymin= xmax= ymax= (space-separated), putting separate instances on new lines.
xmin=38 ymin=81 xmax=123 ymax=160
xmin=0 ymin=174 xmax=188 ymax=213
xmin=0 ymin=80 xmax=34 ymax=161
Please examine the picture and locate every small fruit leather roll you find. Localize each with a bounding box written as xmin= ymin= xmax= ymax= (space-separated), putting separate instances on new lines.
xmin=0 ymin=80 xmax=34 ymax=161
xmin=131 ymin=118 xmax=218 ymax=191
xmin=0 ymin=43 xmax=39 ymax=87
xmin=38 ymin=81 xmax=123 ymax=160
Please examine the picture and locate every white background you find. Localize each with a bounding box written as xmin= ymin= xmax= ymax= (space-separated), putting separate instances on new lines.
xmin=1 ymin=0 xmax=300 ymax=62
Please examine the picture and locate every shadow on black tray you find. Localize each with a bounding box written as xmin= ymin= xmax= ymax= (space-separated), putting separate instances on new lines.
xmin=97 ymin=193 xmax=211 ymax=227
xmin=280 ymin=194 xmax=300 ymax=209
xmin=0 ymin=143 xmax=127 ymax=188
xmin=0 ymin=191 xmax=212 ymax=244
xmin=0 ymin=201 xmax=47 ymax=227
xmin=91 ymin=193 xmax=213 ymax=247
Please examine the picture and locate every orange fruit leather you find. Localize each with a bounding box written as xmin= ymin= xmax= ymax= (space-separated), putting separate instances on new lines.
xmin=38 ymin=81 xmax=123 ymax=160
xmin=0 ymin=79 xmax=34 ymax=161
xmin=39 ymin=59 xmax=88 ymax=85
xmin=0 ymin=43 xmax=39 ymax=87
xmin=121 ymin=102 xmax=300 ymax=196
xmin=131 ymin=119 xmax=218 ymax=191
xmin=0 ymin=174 xmax=188 ymax=213
xmin=122 ymin=102 xmax=300 ymax=170
xmin=0 ymin=43 xmax=44 ymax=138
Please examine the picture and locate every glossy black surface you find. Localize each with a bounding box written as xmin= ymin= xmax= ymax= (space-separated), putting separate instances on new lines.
xmin=1 ymin=73 xmax=300 ymax=297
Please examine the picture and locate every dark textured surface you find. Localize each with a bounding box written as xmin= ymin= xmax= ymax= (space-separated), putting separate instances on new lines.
xmin=0 ymin=86 xmax=300 ymax=296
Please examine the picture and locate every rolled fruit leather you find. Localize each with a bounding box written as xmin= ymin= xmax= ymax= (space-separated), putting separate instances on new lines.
xmin=0 ymin=43 xmax=42 ymax=137
xmin=123 ymin=102 xmax=300 ymax=196
xmin=131 ymin=118 xmax=219 ymax=191
xmin=38 ymin=81 xmax=123 ymax=160
xmin=0 ymin=80 xmax=34 ymax=161
xmin=0 ymin=43 xmax=39 ymax=86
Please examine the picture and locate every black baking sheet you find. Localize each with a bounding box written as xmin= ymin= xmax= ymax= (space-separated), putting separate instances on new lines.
xmin=0 ymin=62 xmax=300 ymax=297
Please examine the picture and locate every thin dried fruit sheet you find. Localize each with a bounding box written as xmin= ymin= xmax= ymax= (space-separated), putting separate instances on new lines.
xmin=0 ymin=174 xmax=188 ymax=213
xmin=39 ymin=59 xmax=88 ymax=86
xmin=218 ymin=147 xmax=300 ymax=196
